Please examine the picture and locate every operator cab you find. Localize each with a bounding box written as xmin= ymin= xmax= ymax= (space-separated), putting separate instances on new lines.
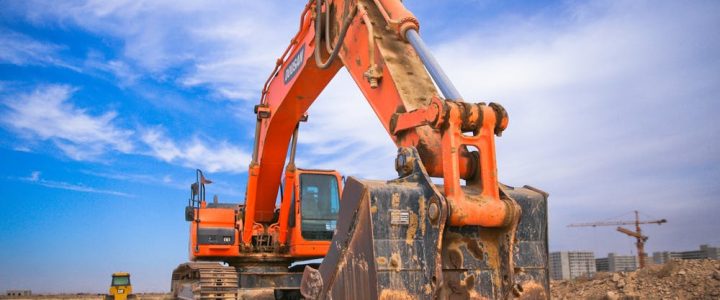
xmin=106 ymin=272 xmax=133 ymax=300
xmin=299 ymin=172 xmax=340 ymax=240
xmin=288 ymin=169 xmax=342 ymax=256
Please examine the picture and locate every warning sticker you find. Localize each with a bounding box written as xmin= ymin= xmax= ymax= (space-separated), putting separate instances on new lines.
xmin=390 ymin=209 xmax=410 ymax=225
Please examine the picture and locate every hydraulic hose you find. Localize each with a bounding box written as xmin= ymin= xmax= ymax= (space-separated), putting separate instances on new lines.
xmin=314 ymin=0 xmax=357 ymax=69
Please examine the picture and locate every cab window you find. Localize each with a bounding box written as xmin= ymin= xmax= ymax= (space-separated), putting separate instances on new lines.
xmin=299 ymin=174 xmax=339 ymax=240
xmin=112 ymin=276 xmax=130 ymax=286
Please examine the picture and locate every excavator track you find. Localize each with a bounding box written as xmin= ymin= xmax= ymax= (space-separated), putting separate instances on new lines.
xmin=171 ymin=262 xmax=238 ymax=300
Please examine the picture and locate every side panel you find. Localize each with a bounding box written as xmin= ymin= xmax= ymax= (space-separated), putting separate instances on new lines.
xmin=190 ymin=207 xmax=240 ymax=260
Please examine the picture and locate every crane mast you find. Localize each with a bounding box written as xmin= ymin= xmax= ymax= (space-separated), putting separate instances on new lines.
xmin=568 ymin=210 xmax=667 ymax=268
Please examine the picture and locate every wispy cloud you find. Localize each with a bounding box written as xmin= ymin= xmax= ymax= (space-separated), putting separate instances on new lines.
xmin=20 ymin=171 xmax=132 ymax=197
xmin=427 ymin=0 xmax=720 ymax=252
xmin=431 ymin=0 xmax=720 ymax=193
xmin=0 ymin=85 xmax=251 ymax=174
xmin=80 ymin=170 xmax=183 ymax=189
xmin=0 ymin=29 xmax=142 ymax=87
xmin=7 ymin=0 xmax=306 ymax=100
xmin=0 ymin=29 xmax=80 ymax=71
xmin=289 ymin=0 xmax=720 ymax=254
xmin=141 ymin=127 xmax=251 ymax=173
xmin=0 ymin=85 xmax=134 ymax=160
xmin=295 ymin=71 xmax=398 ymax=179
xmin=78 ymin=170 xmax=243 ymax=198
xmin=83 ymin=51 xmax=141 ymax=86
xmin=1 ymin=0 xmax=717 ymax=256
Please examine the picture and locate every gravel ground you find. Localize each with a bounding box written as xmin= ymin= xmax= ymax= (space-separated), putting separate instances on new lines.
xmin=0 ymin=293 xmax=169 ymax=300
xmin=551 ymin=259 xmax=720 ymax=299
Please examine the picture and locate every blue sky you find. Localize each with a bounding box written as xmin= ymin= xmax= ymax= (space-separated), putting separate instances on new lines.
xmin=1 ymin=0 xmax=719 ymax=293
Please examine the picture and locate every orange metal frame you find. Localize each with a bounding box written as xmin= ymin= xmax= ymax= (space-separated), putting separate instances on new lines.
xmin=190 ymin=169 xmax=342 ymax=260
xmin=195 ymin=0 xmax=517 ymax=260
xmin=189 ymin=202 xmax=240 ymax=260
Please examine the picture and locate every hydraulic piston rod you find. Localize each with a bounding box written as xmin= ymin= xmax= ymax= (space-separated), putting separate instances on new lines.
xmin=405 ymin=29 xmax=463 ymax=101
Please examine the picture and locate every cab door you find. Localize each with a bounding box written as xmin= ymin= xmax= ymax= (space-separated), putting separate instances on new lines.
xmin=288 ymin=170 xmax=342 ymax=257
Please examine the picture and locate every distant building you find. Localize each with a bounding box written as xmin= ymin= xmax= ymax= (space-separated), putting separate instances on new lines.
xmin=550 ymin=251 xmax=596 ymax=280
xmin=682 ymin=244 xmax=720 ymax=260
xmin=653 ymin=251 xmax=681 ymax=264
xmin=596 ymin=253 xmax=638 ymax=272
xmin=6 ymin=290 xmax=32 ymax=296
xmin=652 ymin=244 xmax=720 ymax=264
xmin=613 ymin=253 xmax=639 ymax=271
xmin=701 ymin=244 xmax=720 ymax=259
xmin=596 ymin=257 xmax=609 ymax=272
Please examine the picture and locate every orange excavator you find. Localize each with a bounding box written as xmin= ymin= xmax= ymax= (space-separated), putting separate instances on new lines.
xmin=170 ymin=0 xmax=550 ymax=299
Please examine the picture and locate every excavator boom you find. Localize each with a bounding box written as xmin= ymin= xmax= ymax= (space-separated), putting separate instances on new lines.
xmin=172 ymin=1 xmax=550 ymax=299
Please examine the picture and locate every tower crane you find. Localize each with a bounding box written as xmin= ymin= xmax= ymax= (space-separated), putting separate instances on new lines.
xmin=568 ymin=210 xmax=666 ymax=269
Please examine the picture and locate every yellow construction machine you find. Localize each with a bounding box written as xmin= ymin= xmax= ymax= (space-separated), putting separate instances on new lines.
xmin=106 ymin=272 xmax=135 ymax=300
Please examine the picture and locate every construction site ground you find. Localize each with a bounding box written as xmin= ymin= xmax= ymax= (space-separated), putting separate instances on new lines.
xmin=3 ymin=259 xmax=719 ymax=299
xmin=551 ymin=259 xmax=720 ymax=299
xmin=0 ymin=294 xmax=169 ymax=300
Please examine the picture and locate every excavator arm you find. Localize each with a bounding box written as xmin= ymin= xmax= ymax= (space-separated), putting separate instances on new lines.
xmin=238 ymin=0 xmax=550 ymax=298
xmin=171 ymin=1 xmax=549 ymax=298
xmin=245 ymin=0 xmax=510 ymax=244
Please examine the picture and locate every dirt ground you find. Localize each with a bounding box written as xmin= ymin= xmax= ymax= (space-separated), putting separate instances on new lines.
xmin=0 ymin=294 xmax=169 ymax=300
xmin=4 ymin=260 xmax=719 ymax=300
xmin=551 ymin=259 xmax=720 ymax=299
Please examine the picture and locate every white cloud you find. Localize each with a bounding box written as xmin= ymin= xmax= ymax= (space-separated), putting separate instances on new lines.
xmin=296 ymin=71 xmax=398 ymax=179
xmin=288 ymin=0 xmax=720 ymax=255
xmin=80 ymin=169 xmax=185 ymax=189
xmin=426 ymin=0 xmax=720 ymax=253
xmin=0 ymin=29 xmax=79 ymax=71
xmin=1 ymin=85 xmax=134 ymax=160
xmin=431 ymin=0 xmax=720 ymax=191
xmin=83 ymin=51 xmax=141 ymax=86
xmin=29 ymin=171 xmax=41 ymax=181
xmin=141 ymin=127 xmax=251 ymax=173
xmin=0 ymin=84 xmax=251 ymax=173
xmin=2 ymin=0 xmax=718 ymax=256
xmin=10 ymin=0 xmax=306 ymax=100
xmin=20 ymin=171 xmax=132 ymax=197
xmin=0 ymin=29 xmax=141 ymax=85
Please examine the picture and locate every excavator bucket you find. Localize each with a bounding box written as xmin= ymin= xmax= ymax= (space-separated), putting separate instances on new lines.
xmin=301 ymin=147 xmax=549 ymax=299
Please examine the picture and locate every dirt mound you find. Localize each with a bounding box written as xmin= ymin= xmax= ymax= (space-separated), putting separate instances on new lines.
xmin=0 ymin=293 xmax=170 ymax=300
xmin=551 ymin=259 xmax=720 ymax=299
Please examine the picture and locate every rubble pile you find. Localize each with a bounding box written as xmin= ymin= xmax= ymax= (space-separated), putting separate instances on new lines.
xmin=551 ymin=259 xmax=720 ymax=299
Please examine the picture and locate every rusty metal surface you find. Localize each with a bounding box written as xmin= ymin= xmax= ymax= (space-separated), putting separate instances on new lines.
xmin=171 ymin=262 xmax=238 ymax=300
xmin=436 ymin=185 xmax=549 ymax=299
xmin=171 ymin=261 xmax=308 ymax=299
xmin=301 ymin=147 xmax=549 ymax=299
xmin=235 ymin=263 xmax=304 ymax=298
xmin=302 ymin=147 xmax=446 ymax=299
xmin=506 ymin=185 xmax=550 ymax=300
xmin=301 ymin=175 xmax=376 ymax=299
